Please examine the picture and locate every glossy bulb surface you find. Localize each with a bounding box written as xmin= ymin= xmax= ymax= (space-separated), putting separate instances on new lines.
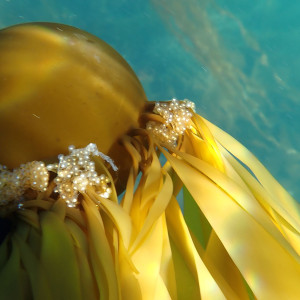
xmin=0 ymin=22 xmax=147 ymax=169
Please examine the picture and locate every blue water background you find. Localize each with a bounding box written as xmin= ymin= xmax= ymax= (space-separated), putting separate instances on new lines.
xmin=1 ymin=0 xmax=299 ymax=202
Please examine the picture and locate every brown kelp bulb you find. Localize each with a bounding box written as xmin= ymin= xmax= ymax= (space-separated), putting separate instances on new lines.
xmin=0 ymin=22 xmax=147 ymax=171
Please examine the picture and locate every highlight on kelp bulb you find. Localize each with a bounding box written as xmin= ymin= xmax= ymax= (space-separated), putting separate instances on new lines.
xmin=0 ymin=22 xmax=146 ymax=177
xmin=0 ymin=22 xmax=300 ymax=300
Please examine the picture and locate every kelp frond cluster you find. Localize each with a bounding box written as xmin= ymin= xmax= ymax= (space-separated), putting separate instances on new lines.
xmin=0 ymin=99 xmax=299 ymax=300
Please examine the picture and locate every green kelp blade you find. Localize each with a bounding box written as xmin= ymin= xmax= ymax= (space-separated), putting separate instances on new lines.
xmin=166 ymin=196 xmax=225 ymax=299
xmin=162 ymin=147 xmax=300 ymax=299
xmin=40 ymin=208 xmax=82 ymax=300
xmin=15 ymin=234 xmax=53 ymax=300
xmin=183 ymin=186 xmax=212 ymax=249
xmin=0 ymin=237 xmax=29 ymax=299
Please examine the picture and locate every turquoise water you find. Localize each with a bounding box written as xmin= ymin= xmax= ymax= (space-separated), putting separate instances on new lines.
xmin=1 ymin=0 xmax=299 ymax=202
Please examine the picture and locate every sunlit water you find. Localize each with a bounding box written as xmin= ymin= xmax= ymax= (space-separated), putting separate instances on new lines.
xmin=1 ymin=0 xmax=299 ymax=202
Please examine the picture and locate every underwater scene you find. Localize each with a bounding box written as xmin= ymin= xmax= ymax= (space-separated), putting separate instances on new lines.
xmin=1 ymin=0 xmax=299 ymax=201
xmin=1 ymin=1 xmax=300 ymax=300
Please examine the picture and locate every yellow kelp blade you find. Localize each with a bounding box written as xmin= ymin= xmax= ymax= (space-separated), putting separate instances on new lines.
xmin=203 ymin=117 xmax=300 ymax=257
xmin=121 ymin=167 xmax=136 ymax=214
xmin=118 ymin=240 xmax=142 ymax=300
xmin=83 ymin=197 xmax=120 ymax=300
xmin=140 ymin=147 xmax=163 ymax=210
xmin=130 ymin=170 xmax=173 ymax=253
xmin=174 ymin=149 xmax=298 ymax=259
xmin=188 ymin=114 xmax=225 ymax=172
xmin=162 ymin=148 xmax=300 ymax=299
xmin=201 ymin=232 xmax=255 ymax=300
xmin=119 ymin=139 xmax=177 ymax=299
xmin=224 ymin=150 xmax=300 ymax=257
xmin=187 ymin=113 xmax=300 ymax=256
xmin=166 ymin=196 xmax=226 ymax=300
xmin=183 ymin=187 xmax=255 ymax=299
xmin=130 ymin=215 xmax=173 ymax=300
xmin=86 ymin=188 xmax=133 ymax=249
xmin=159 ymin=214 xmax=177 ymax=300
xmin=203 ymin=117 xmax=300 ymax=227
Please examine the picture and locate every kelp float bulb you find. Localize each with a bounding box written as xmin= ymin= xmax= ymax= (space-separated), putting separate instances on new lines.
xmin=0 ymin=22 xmax=147 ymax=186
